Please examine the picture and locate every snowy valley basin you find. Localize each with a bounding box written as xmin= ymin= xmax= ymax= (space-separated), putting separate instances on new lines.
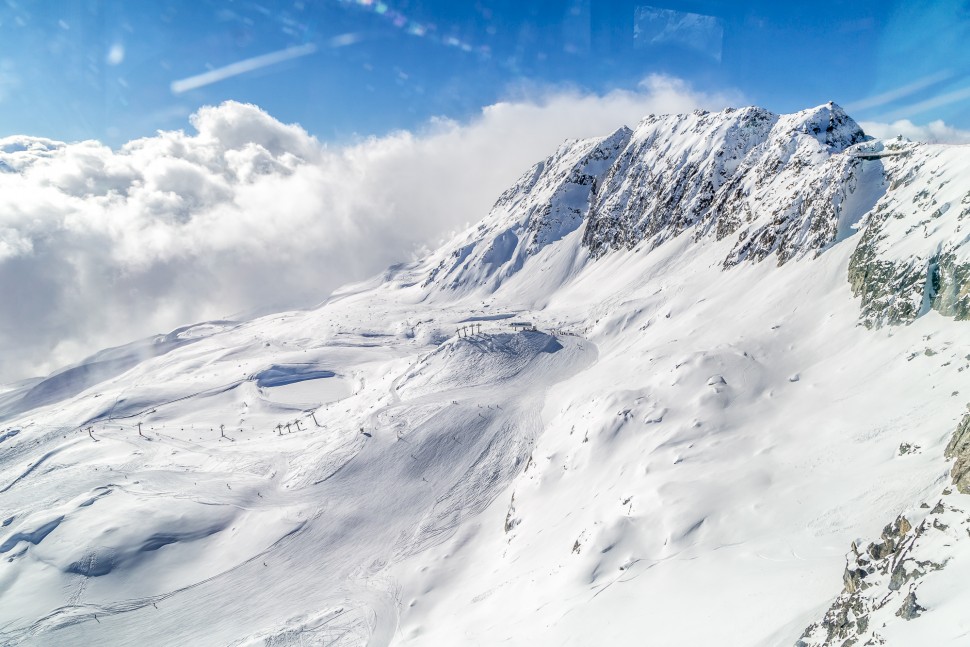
xmin=3 ymin=104 xmax=970 ymax=645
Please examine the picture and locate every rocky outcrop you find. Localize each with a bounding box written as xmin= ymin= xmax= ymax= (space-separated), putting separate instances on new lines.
xmin=847 ymin=227 xmax=928 ymax=328
xmin=800 ymin=410 xmax=970 ymax=646
xmin=932 ymin=251 xmax=970 ymax=319
xmin=847 ymin=144 xmax=970 ymax=328
xmin=944 ymin=410 xmax=970 ymax=493
xmin=798 ymin=511 xmax=948 ymax=647
xmin=850 ymin=244 xmax=970 ymax=329
xmin=525 ymin=127 xmax=632 ymax=254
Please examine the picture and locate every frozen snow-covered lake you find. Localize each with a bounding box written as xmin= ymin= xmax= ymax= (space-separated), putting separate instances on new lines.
xmin=263 ymin=375 xmax=352 ymax=406
xmin=255 ymin=364 xmax=353 ymax=406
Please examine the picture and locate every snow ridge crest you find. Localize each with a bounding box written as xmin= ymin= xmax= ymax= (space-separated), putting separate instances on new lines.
xmin=422 ymin=102 xmax=970 ymax=329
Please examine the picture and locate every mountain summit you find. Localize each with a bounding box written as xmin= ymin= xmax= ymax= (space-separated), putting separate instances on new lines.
xmin=417 ymin=102 xmax=968 ymax=329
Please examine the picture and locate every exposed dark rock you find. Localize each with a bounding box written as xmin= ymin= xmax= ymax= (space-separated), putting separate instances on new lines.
xmin=945 ymin=410 xmax=970 ymax=494
xmin=504 ymin=493 xmax=520 ymax=533
xmin=846 ymin=151 xmax=970 ymax=328
xmin=847 ymin=221 xmax=928 ymax=328
xmin=799 ymin=515 xmax=922 ymax=646
xmin=582 ymin=104 xmax=867 ymax=266
xmin=894 ymin=591 xmax=925 ymax=620
xmin=932 ymin=252 xmax=970 ymax=320
xmin=897 ymin=442 xmax=921 ymax=455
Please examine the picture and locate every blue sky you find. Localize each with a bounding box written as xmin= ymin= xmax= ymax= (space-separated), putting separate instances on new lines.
xmin=1 ymin=0 xmax=968 ymax=145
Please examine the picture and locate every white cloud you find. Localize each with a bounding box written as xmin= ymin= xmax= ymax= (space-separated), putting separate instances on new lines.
xmin=860 ymin=118 xmax=970 ymax=144
xmin=0 ymin=76 xmax=738 ymax=382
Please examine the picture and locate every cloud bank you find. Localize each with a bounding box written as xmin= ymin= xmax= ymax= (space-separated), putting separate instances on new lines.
xmin=860 ymin=118 xmax=970 ymax=144
xmin=0 ymin=75 xmax=736 ymax=382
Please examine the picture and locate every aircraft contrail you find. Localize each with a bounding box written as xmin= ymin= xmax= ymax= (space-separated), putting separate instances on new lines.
xmin=170 ymin=43 xmax=318 ymax=94
xmin=845 ymin=70 xmax=953 ymax=113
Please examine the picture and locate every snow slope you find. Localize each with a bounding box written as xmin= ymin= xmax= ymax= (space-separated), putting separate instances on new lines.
xmin=2 ymin=104 xmax=970 ymax=646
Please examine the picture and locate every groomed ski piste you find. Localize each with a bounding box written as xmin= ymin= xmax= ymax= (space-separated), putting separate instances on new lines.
xmin=3 ymin=103 xmax=970 ymax=645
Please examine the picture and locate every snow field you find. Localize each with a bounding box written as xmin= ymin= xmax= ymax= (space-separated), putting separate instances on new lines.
xmin=0 ymin=295 xmax=595 ymax=645
xmin=388 ymin=233 xmax=970 ymax=646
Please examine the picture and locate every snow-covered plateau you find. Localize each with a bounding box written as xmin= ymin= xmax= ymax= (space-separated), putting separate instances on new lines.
xmin=3 ymin=103 xmax=970 ymax=646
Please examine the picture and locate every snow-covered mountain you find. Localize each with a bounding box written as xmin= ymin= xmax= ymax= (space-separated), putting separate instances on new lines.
xmin=3 ymin=103 xmax=970 ymax=646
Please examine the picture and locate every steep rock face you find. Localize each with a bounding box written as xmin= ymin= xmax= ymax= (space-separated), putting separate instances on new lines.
xmin=801 ymin=407 xmax=970 ymax=646
xmin=797 ymin=508 xmax=953 ymax=647
xmin=721 ymin=153 xmax=866 ymax=266
xmin=847 ymin=141 xmax=970 ymax=327
xmin=581 ymin=106 xmax=778 ymax=253
xmin=518 ymin=127 xmax=633 ymax=254
xmin=717 ymin=106 xmax=880 ymax=266
xmin=417 ymin=102 xmax=970 ymax=333
xmin=420 ymin=126 xmax=632 ymax=292
xmin=582 ymin=103 xmax=871 ymax=265
xmin=944 ymin=410 xmax=970 ymax=493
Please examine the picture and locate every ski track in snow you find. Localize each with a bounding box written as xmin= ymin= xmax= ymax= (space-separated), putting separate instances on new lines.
xmin=0 ymin=323 xmax=595 ymax=646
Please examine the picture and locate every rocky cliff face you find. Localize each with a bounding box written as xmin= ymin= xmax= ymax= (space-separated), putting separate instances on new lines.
xmin=420 ymin=126 xmax=632 ymax=293
xmin=582 ymin=103 xmax=872 ymax=267
xmin=797 ymin=506 xmax=952 ymax=647
xmin=944 ymin=410 xmax=970 ymax=493
xmin=847 ymin=141 xmax=970 ymax=327
xmin=581 ymin=105 xmax=779 ymax=254
xmin=422 ymin=102 xmax=970 ymax=331
xmin=799 ymin=410 xmax=970 ymax=646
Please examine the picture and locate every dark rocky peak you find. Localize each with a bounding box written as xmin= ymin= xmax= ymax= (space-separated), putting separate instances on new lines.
xmin=780 ymin=101 xmax=869 ymax=152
